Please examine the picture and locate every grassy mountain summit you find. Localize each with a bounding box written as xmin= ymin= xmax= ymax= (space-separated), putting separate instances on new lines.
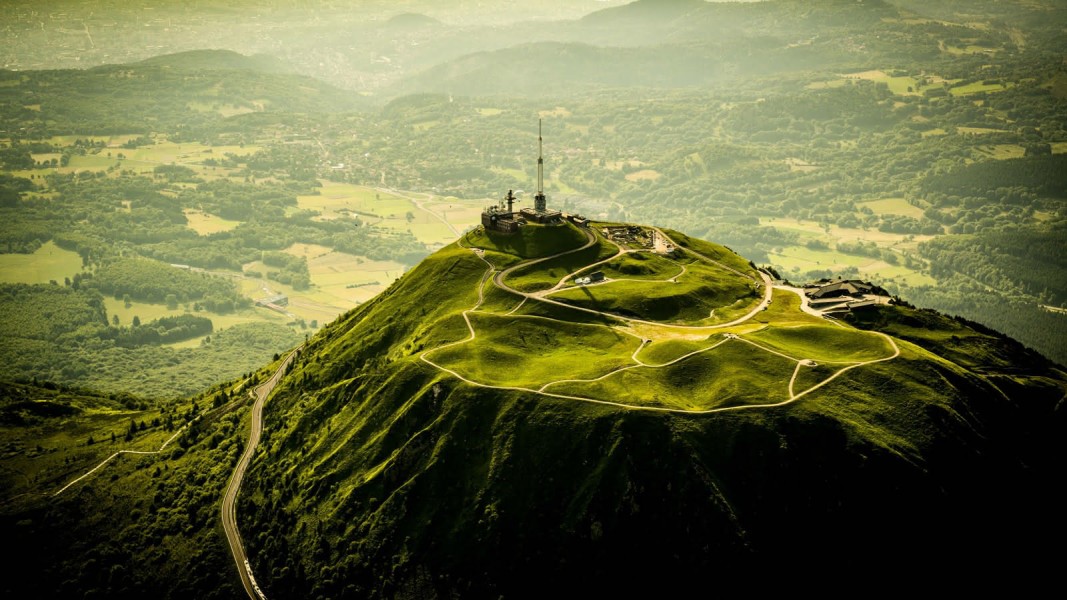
xmin=1 ymin=222 xmax=1063 ymax=596
xmin=229 ymin=221 xmax=1065 ymax=595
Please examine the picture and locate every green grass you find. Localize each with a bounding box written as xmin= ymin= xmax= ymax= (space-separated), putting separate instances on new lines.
xmin=663 ymin=229 xmax=758 ymax=276
xmin=476 ymin=279 xmax=526 ymax=314
xmin=842 ymin=304 xmax=1050 ymax=371
xmin=465 ymin=221 xmax=589 ymax=259
xmin=857 ymin=198 xmax=926 ymax=219
xmin=0 ymin=382 xmax=168 ymax=502
xmin=429 ymin=313 xmax=640 ymax=389
xmin=638 ymin=338 xmax=716 ymax=365
xmin=950 ymin=81 xmax=1012 ymax=96
xmin=504 ymin=237 xmax=617 ymax=292
xmin=297 ymin=181 xmax=413 ymax=220
xmin=593 ymin=251 xmax=684 ymax=281
xmin=745 ymin=324 xmax=894 ymax=363
xmin=0 ymin=241 xmax=83 ymax=284
xmin=511 ymin=297 xmax=617 ymax=326
xmin=548 ymin=260 xmax=760 ymax=325
xmin=183 ymin=209 xmax=241 ymax=235
xmin=750 ymin=289 xmax=825 ymax=326
xmin=550 ymin=339 xmax=795 ymax=411
xmin=791 ymin=362 xmax=838 ymax=394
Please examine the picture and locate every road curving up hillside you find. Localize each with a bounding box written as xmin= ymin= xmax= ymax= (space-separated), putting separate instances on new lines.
xmin=231 ymin=219 xmax=1066 ymax=597
xmin=221 ymin=348 xmax=301 ymax=600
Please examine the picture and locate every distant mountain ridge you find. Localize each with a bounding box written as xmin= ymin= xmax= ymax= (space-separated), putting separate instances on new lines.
xmin=133 ymin=49 xmax=297 ymax=74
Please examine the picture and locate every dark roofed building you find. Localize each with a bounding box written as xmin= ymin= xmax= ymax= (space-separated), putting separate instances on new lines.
xmin=807 ymin=279 xmax=874 ymax=300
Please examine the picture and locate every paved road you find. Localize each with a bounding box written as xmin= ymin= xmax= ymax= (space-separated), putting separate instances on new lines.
xmin=222 ymin=348 xmax=301 ymax=600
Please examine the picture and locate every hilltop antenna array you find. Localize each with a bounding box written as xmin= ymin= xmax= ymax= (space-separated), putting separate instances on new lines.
xmin=534 ymin=119 xmax=547 ymax=213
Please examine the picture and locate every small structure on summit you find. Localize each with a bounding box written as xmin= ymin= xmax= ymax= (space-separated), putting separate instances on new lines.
xmin=481 ymin=120 xmax=562 ymax=234
xmin=481 ymin=189 xmax=525 ymax=234
xmin=804 ymin=278 xmax=890 ymax=314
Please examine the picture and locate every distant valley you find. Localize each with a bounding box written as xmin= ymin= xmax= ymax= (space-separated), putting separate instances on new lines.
xmin=1 ymin=0 xmax=1065 ymax=596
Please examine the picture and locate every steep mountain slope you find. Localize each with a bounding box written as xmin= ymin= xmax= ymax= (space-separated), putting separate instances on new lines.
xmin=233 ymin=221 xmax=1066 ymax=596
xmin=0 ymin=378 xmax=252 ymax=598
xmin=1 ymin=222 xmax=1063 ymax=596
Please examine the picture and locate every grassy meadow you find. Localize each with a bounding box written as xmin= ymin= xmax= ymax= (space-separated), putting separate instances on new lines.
xmin=0 ymin=241 xmax=83 ymax=284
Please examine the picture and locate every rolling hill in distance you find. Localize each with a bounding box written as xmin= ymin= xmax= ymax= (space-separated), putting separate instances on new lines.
xmin=1 ymin=0 xmax=1066 ymax=595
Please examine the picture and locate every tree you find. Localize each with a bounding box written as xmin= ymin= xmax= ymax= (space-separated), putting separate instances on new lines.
xmin=165 ymin=294 xmax=178 ymax=310
xmin=132 ymin=315 xmax=141 ymax=327
xmin=112 ymin=314 xmax=120 ymax=326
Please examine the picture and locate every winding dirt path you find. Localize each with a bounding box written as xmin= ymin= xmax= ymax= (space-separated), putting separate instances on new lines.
xmin=420 ymin=226 xmax=901 ymax=415
xmin=490 ymin=227 xmax=774 ymax=331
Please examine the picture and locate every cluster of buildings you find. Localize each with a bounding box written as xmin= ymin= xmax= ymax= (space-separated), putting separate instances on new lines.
xmin=481 ymin=189 xmax=564 ymax=233
xmin=804 ymin=279 xmax=888 ymax=313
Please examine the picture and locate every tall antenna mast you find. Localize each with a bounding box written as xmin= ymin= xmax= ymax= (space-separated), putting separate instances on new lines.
xmin=534 ymin=119 xmax=546 ymax=212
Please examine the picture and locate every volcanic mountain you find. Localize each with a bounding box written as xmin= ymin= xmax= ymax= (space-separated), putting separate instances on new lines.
xmin=231 ymin=219 xmax=1066 ymax=596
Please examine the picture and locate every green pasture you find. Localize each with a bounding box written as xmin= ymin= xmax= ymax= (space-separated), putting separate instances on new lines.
xmin=593 ymin=251 xmax=684 ymax=282
xmin=298 ymin=245 xmax=405 ymax=308
xmin=638 ymin=338 xmax=715 ymax=366
xmin=0 ymin=242 xmax=83 ymax=284
xmin=373 ymin=219 xmax=456 ymax=249
xmin=956 ymin=127 xmax=1006 ymax=135
xmin=547 ymin=265 xmax=759 ymax=325
xmin=751 ymin=289 xmax=826 ymax=326
xmin=417 ymin=196 xmax=485 ymax=238
xmin=857 ymin=198 xmax=926 ymax=219
xmin=665 ymin=230 xmax=758 ymax=276
xmin=975 ymin=144 xmax=1026 ymax=160
xmin=236 ymin=272 xmax=355 ymax=324
xmin=745 ymin=324 xmax=894 ymax=363
xmin=504 ymin=237 xmax=617 ymax=292
xmin=791 ymin=362 xmax=839 ymax=394
xmin=429 ymin=313 xmax=640 ymax=389
xmin=118 ymin=140 xmax=261 ymax=165
xmin=297 ymin=182 xmax=412 ymax=218
xmin=768 ymin=244 xmax=934 ymax=286
xmin=183 ymin=209 xmax=242 ymax=235
xmin=550 ymin=339 xmax=795 ymax=411
xmin=104 ymin=298 xmax=187 ymax=326
xmin=950 ymin=81 xmax=1012 ymax=96
xmin=186 ymin=101 xmax=257 ymax=117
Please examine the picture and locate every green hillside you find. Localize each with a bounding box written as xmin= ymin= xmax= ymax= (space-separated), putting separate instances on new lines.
xmin=216 ymin=222 xmax=1063 ymax=595
xmin=0 ymin=50 xmax=360 ymax=135
xmin=0 ymin=377 xmax=255 ymax=598
xmin=2 ymin=220 xmax=1065 ymax=595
